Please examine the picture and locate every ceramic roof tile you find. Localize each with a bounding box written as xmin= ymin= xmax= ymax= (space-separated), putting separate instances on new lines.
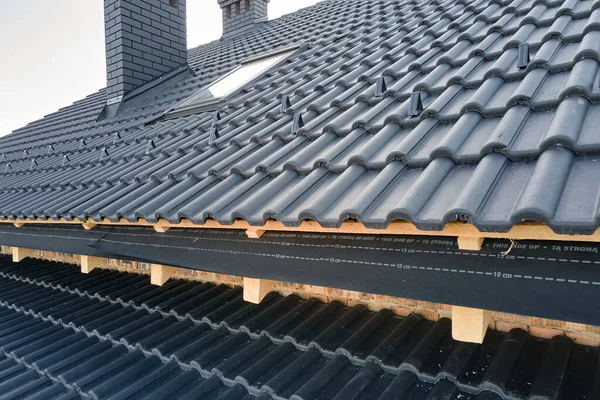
xmin=2 ymin=0 xmax=600 ymax=233
xmin=0 ymin=255 xmax=597 ymax=399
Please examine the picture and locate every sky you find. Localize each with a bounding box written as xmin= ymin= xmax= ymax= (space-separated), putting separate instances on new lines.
xmin=0 ymin=0 xmax=322 ymax=136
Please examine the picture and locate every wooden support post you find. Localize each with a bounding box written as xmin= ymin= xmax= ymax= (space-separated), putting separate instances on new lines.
xmin=243 ymin=278 xmax=274 ymax=303
xmin=82 ymin=222 xmax=97 ymax=230
xmin=12 ymin=247 xmax=34 ymax=262
xmin=154 ymin=226 xmax=170 ymax=233
xmin=81 ymin=255 xmax=104 ymax=274
xmin=13 ymin=222 xmax=25 ymax=228
xmin=452 ymin=306 xmax=492 ymax=344
xmin=151 ymin=264 xmax=177 ymax=286
xmin=457 ymin=236 xmax=484 ymax=251
xmin=246 ymin=228 xmax=265 ymax=239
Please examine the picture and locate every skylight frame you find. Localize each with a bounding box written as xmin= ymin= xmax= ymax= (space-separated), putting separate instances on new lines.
xmin=165 ymin=45 xmax=300 ymax=119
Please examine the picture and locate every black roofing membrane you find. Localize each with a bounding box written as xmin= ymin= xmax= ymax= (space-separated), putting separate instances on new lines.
xmin=0 ymin=255 xmax=597 ymax=399
xmin=2 ymin=224 xmax=600 ymax=327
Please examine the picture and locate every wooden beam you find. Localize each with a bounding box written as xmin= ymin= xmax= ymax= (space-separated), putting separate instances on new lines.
xmin=12 ymin=247 xmax=34 ymax=262
xmin=243 ymin=277 xmax=274 ymax=303
xmin=1 ymin=218 xmax=599 ymax=247
xmin=154 ymin=226 xmax=170 ymax=233
xmin=457 ymin=236 xmax=484 ymax=251
xmin=452 ymin=306 xmax=492 ymax=344
xmin=151 ymin=264 xmax=177 ymax=286
xmin=81 ymin=255 xmax=104 ymax=274
xmin=246 ymin=228 xmax=265 ymax=239
xmin=82 ymin=222 xmax=97 ymax=230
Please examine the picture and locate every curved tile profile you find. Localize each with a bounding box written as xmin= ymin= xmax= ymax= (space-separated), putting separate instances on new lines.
xmin=0 ymin=256 xmax=597 ymax=399
xmin=2 ymin=0 xmax=600 ymax=234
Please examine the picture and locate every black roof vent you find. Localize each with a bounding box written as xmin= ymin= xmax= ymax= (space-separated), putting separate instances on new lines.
xmin=408 ymin=92 xmax=424 ymax=117
xmin=61 ymin=155 xmax=70 ymax=167
xmin=517 ymin=43 xmax=530 ymax=69
xmin=291 ymin=113 xmax=304 ymax=134
xmin=280 ymin=95 xmax=292 ymax=113
xmin=375 ymin=77 xmax=387 ymax=97
xmin=209 ymin=127 xmax=220 ymax=146
xmin=145 ymin=140 xmax=156 ymax=154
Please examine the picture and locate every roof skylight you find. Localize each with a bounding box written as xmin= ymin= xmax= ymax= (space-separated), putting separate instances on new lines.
xmin=166 ymin=47 xmax=296 ymax=118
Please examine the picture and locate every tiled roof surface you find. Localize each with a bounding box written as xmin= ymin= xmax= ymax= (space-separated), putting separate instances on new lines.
xmin=0 ymin=254 xmax=598 ymax=399
xmin=2 ymin=0 xmax=600 ymax=233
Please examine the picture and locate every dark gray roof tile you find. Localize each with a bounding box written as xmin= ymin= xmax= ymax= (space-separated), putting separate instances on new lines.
xmin=2 ymin=0 xmax=600 ymax=233
xmin=0 ymin=256 xmax=598 ymax=399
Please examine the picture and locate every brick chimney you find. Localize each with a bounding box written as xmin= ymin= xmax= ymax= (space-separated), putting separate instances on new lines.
xmin=104 ymin=0 xmax=188 ymax=103
xmin=218 ymin=0 xmax=269 ymax=39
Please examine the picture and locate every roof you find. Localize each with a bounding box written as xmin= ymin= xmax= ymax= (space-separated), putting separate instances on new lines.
xmin=0 ymin=254 xmax=598 ymax=400
xmin=1 ymin=0 xmax=600 ymax=234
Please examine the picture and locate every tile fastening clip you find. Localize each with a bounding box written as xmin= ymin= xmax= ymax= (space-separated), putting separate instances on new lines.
xmin=291 ymin=113 xmax=304 ymax=135
xmin=517 ymin=43 xmax=530 ymax=69
xmin=61 ymin=155 xmax=70 ymax=167
xmin=99 ymin=147 xmax=109 ymax=162
xmin=78 ymin=139 xmax=86 ymax=150
xmin=113 ymin=132 xmax=121 ymax=144
xmin=280 ymin=95 xmax=292 ymax=113
xmin=4 ymin=163 xmax=11 ymax=173
xmin=145 ymin=140 xmax=156 ymax=154
xmin=22 ymin=149 xmax=29 ymax=157
xmin=209 ymin=127 xmax=220 ymax=146
xmin=212 ymin=111 xmax=221 ymax=126
xmin=47 ymin=145 xmax=54 ymax=154
xmin=408 ymin=91 xmax=424 ymax=117
xmin=29 ymin=159 xmax=37 ymax=171
xmin=375 ymin=77 xmax=387 ymax=97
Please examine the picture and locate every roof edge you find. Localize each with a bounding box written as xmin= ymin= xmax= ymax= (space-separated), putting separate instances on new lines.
xmin=4 ymin=218 xmax=600 ymax=249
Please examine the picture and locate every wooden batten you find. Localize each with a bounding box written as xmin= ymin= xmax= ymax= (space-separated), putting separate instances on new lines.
xmin=246 ymin=228 xmax=266 ymax=239
xmin=151 ymin=264 xmax=178 ymax=286
xmin=3 ymin=218 xmax=600 ymax=250
xmin=13 ymin=222 xmax=25 ymax=228
xmin=12 ymin=247 xmax=34 ymax=262
xmin=452 ymin=306 xmax=492 ymax=344
xmin=243 ymin=278 xmax=274 ymax=303
xmin=457 ymin=236 xmax=484 ymax=251
xmin=81 ymin=255 xmax=104 ymax=274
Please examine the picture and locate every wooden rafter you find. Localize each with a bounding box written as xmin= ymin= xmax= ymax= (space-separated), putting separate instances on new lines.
xmin=457 ymin=236 xmax=484 ymax=251
xmin=245 ymin=228 xmax=266 ymax=238
xmin=151 ymin=264 xmax=178 ymax=286
xmin=81 ymin=255 xmax=104 ymax=273
xmin=82 ymin=222 xmax=97 ymax=230
xmin=452 ymin=306 xmax=492 ymax=344
xmin=243 ymin=277 xmax=274 ymax=303
xmin=12 ymin=247 xmax=35 ymax=262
